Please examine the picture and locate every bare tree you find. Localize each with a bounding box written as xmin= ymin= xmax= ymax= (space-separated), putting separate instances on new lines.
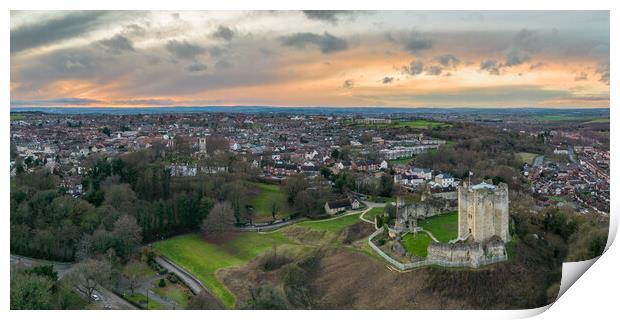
xmin=123 ymin=259 xmax=150 ymax=295
xmin=201 ymin=201 xmax=236 ymax=239
xmin=64 ymin=259 xmax=112 ymax=304
xmin=112 ymin=214 xmax=143 ymax=258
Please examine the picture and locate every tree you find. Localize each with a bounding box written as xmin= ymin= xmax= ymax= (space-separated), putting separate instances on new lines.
xmin=268 ymin=198 xmax=279 ymax=220
xmin=283 ymin=175 xmax=308 ymax=204
xmin=64 ymin=259 xmax=112 ymax=304
xmin=112 ymin=214 xmax=143 ymax=260
xmin=245 ymin=282 xmax=288 ymax=309
xmin=123 ymin=260 xmax=150 ymax=294
xmin=187 ymin=291 xmax=220 ymax=309
xmin=200 ymin=202 xmax=236 ymax=239
xmin=101 ymin=127 xmax=111 ymax=137
xmin=10 ymin=270 xmax=54 ymax=309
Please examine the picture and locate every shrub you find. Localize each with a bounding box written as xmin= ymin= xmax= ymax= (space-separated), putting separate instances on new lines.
xmin=158 ymin=279 xmax=166 ymax=287
xmin=259 ymin=247 xmax=291 ymax=271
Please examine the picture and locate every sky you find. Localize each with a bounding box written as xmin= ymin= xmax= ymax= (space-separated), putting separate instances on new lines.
xmin=10 ymin=10 xmax=610 ymax=108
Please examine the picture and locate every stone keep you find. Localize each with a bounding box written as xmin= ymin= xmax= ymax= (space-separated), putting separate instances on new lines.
xmin=457 ymin=182 xmax=509 ymax=243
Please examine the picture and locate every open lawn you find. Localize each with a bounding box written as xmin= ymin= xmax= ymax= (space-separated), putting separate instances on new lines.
xmin=153 ymin=232 xmax=291 ymax=309
xmin=250 ymin=183 xmax=292 ymax=222
xmin=297 ymin=213 xmax=362 ymax=234
xmin=151 ymin=278 xmax=192 ymax=308
xmin=515 ymin=152 xmax=538 ymax=165
xmin=364 ymin=207 xmax=384 ymax=222
xmin=10 ymin=114 xmax=25 ymax=121
xmin=388 ymin=157 xmax=414 ymax=166
xmin=419 ymin=211 xmax=458 ymax=243
xmin=126 ymin=293 xmax=166 ymax=310
xmin=401 ymin=232 xmax=432 ymax=257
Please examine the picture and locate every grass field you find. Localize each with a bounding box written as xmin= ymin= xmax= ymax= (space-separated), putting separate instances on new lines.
xmin=151 ymin=278 xmax=191 ymax=308
xmin=419 ymin=211 xmax=458 ymax=243
xmin=401 ymin=232 xmax=432 ymax=257
xmin=10 ymin=114 xmax=25 ymax=121
xmin=368 ymin=195 xmax=396 ymax=203
xmin=153 ymin=232 xmax=291 ymax=309
xmin=126 ymin=293 xmax=166 ymax=310
xmin=548 ymin=196 xmax=566 ymax=202
xmin=250 ymin=183 xmax=292 ymax=222
xmin=515 ymin=152 xmax=538 ymax=165
xmin=364 ymin=207 xmax=384 ymax=222
xmin=585 ymin=118 xmax=610 ymax=123
xmin=364 ymin=119 xmax=449 ymax=129
xmin=297 ymin=213 xmax=362 ymax=234
xmin=388 ymin=157 xmax=414 ymax=166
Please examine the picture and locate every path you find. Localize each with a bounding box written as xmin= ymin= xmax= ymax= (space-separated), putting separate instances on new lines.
xmin=155 ymin=256 xmax=224 ymax=309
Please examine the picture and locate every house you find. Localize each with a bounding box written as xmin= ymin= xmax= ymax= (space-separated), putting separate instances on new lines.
xmin=61 ymin=176 xmax=83 ymax=196
xmin=324 ymin=199 xmax=353 ymax=215
xmin=434 ymin=173 xmax=455 ymax=188
xmin=412 ymin=167 xmax=433 ymax=180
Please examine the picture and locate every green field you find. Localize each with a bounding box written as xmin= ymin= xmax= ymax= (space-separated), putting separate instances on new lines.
xmin=10 ymin=114 xmax=25 ymax=121
xmin=153 ymin=232 xmax=291 ymax=309
xmin=151 ymin=278 xmax=191 ymax=308
xmin=364 ymin=207 xmax=384 ymax=221
xmin=401 ymin=232 xmax=432 ymax=257
xmin=419 ymin=211 xmax=458 ymax=243
xmin=392 ymin=120 xmax=449 ymax=128
xmin=251 ymin=183 xmax=292 ymax=222
xmin=388 ymin=157 xmax=414 ymax=166
xmin=585 ymin=118 xmax=610 ymax=123
xmin=126 ymin=293 xmax=166 ymax=310
xmin=297 ymin=213 xmax=362 ymax=234
xmin=515 ymin=152 xmax=538 ymax=165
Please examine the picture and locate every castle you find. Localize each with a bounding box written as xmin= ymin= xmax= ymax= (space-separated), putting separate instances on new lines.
xmin=426 ymin=181 xmax=510 ymax=267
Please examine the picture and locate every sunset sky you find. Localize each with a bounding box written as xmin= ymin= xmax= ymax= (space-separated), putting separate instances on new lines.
xmin=10 ymin=10 xmax=610 ymax=108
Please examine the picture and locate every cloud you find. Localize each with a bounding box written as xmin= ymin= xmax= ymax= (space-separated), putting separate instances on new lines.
xmin=185 ymin=63 xmax=208 ymax=72
xmin=403 ymin=33 xmax=433 ymax=54
xmin=165 ymin=39 xmax=206 ymax=60
xmin=11 ymin=97 xmax=102 ymax=106
xmin=436 ymin=54 xmax=460 ymax=68
xmin=342 ymin=79 xmax=354 ymax=89
xmin=10 ymin=11 xmax=113 ymax=54
xmin=279 ymin=32 xmax=348 ymax=54
xmin=425 ymin=65 xmax=443 ymax=76
xmin=402 ymin=61 xmax=425 ymax=76
xmin=529 ymin=62 xmax=545 ymax=70
xmin=215 ymin=59 xmax=233 ymax=69
xmin=596 ymin=62 xmax=610 ymax=85
xmin=112 ymin=98 xmax=176 ymax=105
xmin=504 ymin=50 xmax=530 ymax=67
xmin=97 ymin=34 xmax=135 ymax=54
xmin=212 ymin=25 xmax=234 ymax=41
xmin=382 ymin=76 xmax=394 ymax=84
xmin=480 ymin=59 xmax=501 ymax=75
xmin=301 ymin=11 xmax=358 ymax=24
xmin=574 ymin=72 xmax=588 ymax=81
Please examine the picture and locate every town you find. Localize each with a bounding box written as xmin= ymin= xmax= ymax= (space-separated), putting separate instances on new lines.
xmin=10 ymin=109 xmax=610 ymax=218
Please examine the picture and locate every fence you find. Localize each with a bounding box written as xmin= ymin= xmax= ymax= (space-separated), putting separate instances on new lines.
xmin=367 ymin=227 xmax=508 ymax=270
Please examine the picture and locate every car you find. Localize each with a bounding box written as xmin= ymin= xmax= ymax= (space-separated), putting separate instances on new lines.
xmin=91 ymin=294 xmax=101 ymax=301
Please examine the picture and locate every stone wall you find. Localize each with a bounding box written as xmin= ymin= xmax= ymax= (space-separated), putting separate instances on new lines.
xmin=368 ymin=227 xmax=508 ymax=270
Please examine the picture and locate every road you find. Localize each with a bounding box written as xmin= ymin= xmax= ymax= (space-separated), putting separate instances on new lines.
xmin=533 ymin=155 xmax=545 ymax=167
xmin=10 ymin=253 xmax=137 ymax=310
